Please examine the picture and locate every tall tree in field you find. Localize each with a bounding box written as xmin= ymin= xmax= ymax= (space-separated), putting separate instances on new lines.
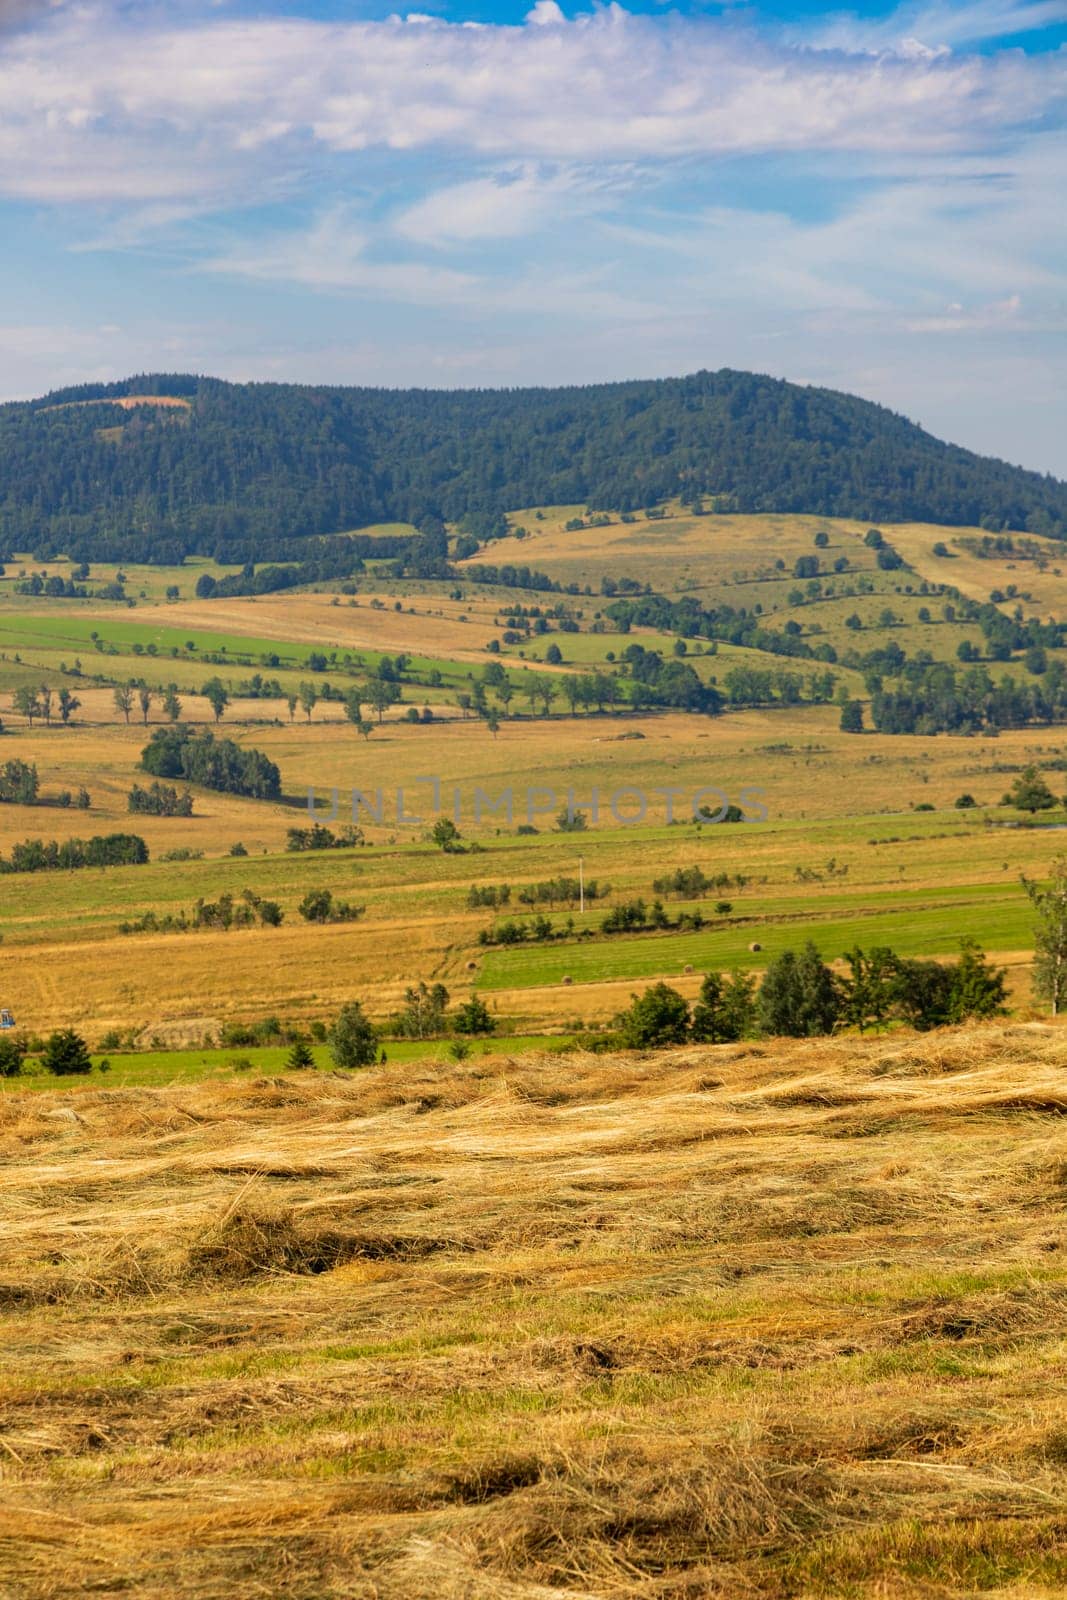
xmin=1022 ymin=859 xmax=1067 ymax=1016
xmin=39 ymin=685 xmax=53 ymax=725
xmin=840 ymin=945 xmax=898 ymax=1032
xmin=202 ymin=677 xmax=229 ymax=724
xmin=342 ymin=689 xmax=362 ymax=728
xmin=13 ymin=686 xmax=41 ymax=725
xmin=138 ymin=686 xmax=153 ymax=726
xmin=162 ymin=684 xmax=182 ymax=722
xmin=537 ymin=679 xmax=558 ymax=717
xmin=299 ymin=681 xmax=319 ymax=723
xmin=58 ymin=687 xmax=80 ymax=725
xmin=286 ymin=693 xmax=298 ymax=723
xmin=368 ymin=680 xmax=393 ymax=723
xmin=113 ymin=684 xmax=134 ymax=724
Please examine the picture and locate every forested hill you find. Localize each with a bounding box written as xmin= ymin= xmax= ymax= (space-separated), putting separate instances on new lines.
xmin=2 ymin=369 xmax=1065 ymax=562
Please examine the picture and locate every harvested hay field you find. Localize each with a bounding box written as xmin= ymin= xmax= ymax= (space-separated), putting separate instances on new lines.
xmin=3 ymin=1024 xmax=1067 ymax=1598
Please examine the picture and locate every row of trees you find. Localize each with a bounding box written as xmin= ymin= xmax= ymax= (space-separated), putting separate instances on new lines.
xmin=614 ymin=938 xmax=1008 ymax=1047
xmin=0 ymin=833 xmax=148 ymax=874
xmin=119 ymin=889 xmax=283 ymax=935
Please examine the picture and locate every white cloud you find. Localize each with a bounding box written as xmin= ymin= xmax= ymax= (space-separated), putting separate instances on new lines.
xmin=205 ymin=207 xmax=478 ymax=302
xmin=803 ymin=0 xmax=1067 ymax=55
xmin=394 ymin=164 xmax=607 ymax=246
xmin=0 ymin=3 xmax=1062 ymax=206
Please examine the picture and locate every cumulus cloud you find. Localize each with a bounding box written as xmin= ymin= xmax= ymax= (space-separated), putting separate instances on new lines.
xmin=0 ymin=3 xmax=1063 ymax=205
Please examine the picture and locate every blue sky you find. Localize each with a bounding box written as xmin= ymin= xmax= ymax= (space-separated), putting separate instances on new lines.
xmin=0 ymin=0 xmax=1064 ymax=473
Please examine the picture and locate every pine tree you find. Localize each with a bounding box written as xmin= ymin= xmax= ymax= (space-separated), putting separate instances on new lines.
xmin=758 ymin=942 xmax=840 ymax=1037
xmin=329 ymin=1002 xmax=378 ymax=1069
xmin=41 ymin=1028 xmax=92 ymax=1075
xmin=286 ymin=1036 xmax=315 ymax=1070
xmin=690 ymin=970 xmax=756 ymax=1042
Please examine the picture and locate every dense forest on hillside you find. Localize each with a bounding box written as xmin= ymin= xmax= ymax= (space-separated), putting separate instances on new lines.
xmin=1 ymin=370 xmax=1065 ymax=561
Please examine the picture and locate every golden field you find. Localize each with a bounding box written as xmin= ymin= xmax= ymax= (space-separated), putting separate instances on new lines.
xmin=2 ymin=1024 xmax=1067 ymax=1598
xmin=2 ymin=504 xmax=1066 ymax=1043
xmin=0 ymin=699 xmax=1063 ymax=1038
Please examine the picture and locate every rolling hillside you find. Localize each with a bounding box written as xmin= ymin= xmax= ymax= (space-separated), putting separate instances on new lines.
xmin=2 ymin=369 xmax=1066 ymax=559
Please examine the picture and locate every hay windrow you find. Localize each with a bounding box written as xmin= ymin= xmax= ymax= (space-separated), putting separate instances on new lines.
xmin=2 ymin=1023 xmax=1067 ymax=1598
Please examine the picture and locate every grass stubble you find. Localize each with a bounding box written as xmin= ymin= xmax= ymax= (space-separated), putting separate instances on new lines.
xmin=2 ymin=1023 xmax=1067 ymax=1598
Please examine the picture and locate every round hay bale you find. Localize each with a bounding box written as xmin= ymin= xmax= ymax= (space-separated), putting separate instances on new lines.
xmin=466 ymin=960 xmax=478 ymax=971
xmin=748 ymin=941 xmax=762 ymax=953
xmin=683 ymin=963 xmax=694 ymax=974
xmin=560 ymin=975 xmax=573 ymax=986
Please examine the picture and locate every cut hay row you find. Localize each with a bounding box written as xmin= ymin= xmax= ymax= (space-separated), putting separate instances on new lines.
xmin=2 ymin=1023 xmax=1067 ymax=1596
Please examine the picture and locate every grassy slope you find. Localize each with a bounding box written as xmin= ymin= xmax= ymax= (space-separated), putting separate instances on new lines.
xmin=0 ymin=701 xmax=1063 ymax=1038
xmin=2 ymin=1023 xmax=1066 ymax=1598
xmin=3 ymin=507 xmax=1067 ymax=1043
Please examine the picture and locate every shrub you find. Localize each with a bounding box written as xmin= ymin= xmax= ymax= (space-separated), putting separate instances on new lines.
xmin=616 ymin=983 xmax=690 ymax=1048
xmin=0 ymin=1034 xmax=25 ymax=1077
xmin=453 ymin=995 xmax=495 ymax=1036
xmin=41 ymin=1028 xmax=92 ymax=1075
xmin=287 ymin=1037 xmax=315 ymax=1070
xmin=298 ymin=889 xmax=363 ymax=924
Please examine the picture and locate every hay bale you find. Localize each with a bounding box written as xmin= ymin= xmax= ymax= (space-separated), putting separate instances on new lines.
xmin=748 ymin=941 xmax=762 ymax=953
xmin=560 ymin=975 xmax=573 ymax=986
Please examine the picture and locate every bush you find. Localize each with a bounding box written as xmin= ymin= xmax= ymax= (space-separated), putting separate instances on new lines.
xmin=0 ymin=1034 xmax=25 ymax=1077
xmin=1004 ymin=766 xmax=1057 ymax=813
xmin=298 ymin=889 xmax=363 ymax=924
xmin=127 ymin=781 xmax=193 ymax=817
xmin=41 ymin=1028 xmax=92 ymax=1075
xmin=453 ymin=995 xmax=495 ymax=1036
xmin=616 ymin=983 xmax=690 ymax=1048
xmin=287 ymin=1037 xmax=315 ymax=1070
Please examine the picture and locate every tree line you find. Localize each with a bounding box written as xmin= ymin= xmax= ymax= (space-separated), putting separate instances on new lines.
xmin=611 ymin=938 xmax=1007 ymax=1048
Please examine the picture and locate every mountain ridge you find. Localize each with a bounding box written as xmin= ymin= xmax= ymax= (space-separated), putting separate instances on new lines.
xmin=1 ymin=368 xmax=1064 ymax=562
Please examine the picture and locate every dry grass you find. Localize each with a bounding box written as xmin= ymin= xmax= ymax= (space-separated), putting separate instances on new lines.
xmin=2 ymin=1023 xmax=1067 ymax=1597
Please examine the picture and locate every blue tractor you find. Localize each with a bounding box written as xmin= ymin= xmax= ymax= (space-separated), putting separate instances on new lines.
xmin=0 ymin=1009 xmax=15 ymax=1030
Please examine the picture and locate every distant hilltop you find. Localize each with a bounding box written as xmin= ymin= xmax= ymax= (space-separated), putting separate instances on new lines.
xmin=1 ymin=369 xmax=1065 ymax=561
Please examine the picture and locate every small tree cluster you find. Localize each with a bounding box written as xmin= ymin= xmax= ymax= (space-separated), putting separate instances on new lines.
xmin=298 ymin=888 xmax=364 ymax=924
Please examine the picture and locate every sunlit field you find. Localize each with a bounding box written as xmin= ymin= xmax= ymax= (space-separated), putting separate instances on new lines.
xmin=1 ymin=507 xmax=1065 ymax=1052
xmin=3 ymin=1024 xmax=1067 ymax=1599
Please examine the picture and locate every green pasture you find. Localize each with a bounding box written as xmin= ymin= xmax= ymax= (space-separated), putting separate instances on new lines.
xmin=0 ymin=1033 xmax=571 ymax=1091
xmin=0 ymin=609 xmax=543 ymax=703
xmin=476 ymin=880 xmax=1033 ymax=990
